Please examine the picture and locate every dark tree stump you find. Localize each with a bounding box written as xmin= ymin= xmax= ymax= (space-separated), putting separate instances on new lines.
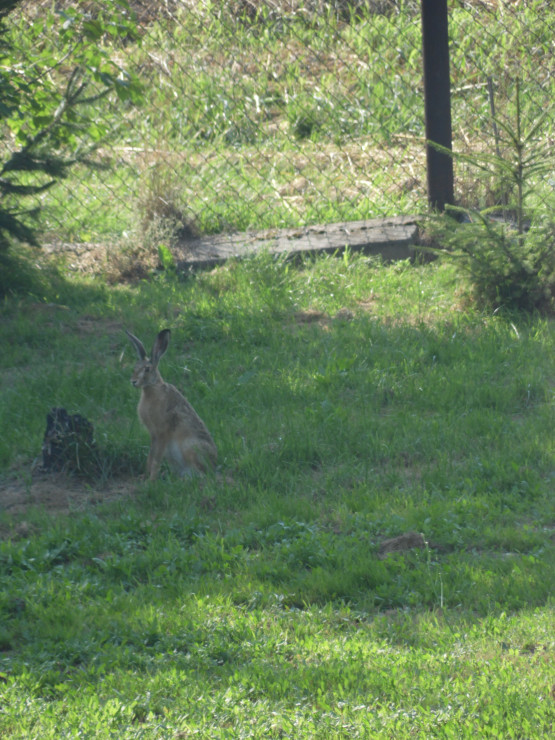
xmin=41 ymin=407 xmax=96 ymax=475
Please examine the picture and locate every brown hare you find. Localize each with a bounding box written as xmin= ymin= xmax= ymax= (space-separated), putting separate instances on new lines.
xmin=126 ymin=329 xmax=217 ymax=480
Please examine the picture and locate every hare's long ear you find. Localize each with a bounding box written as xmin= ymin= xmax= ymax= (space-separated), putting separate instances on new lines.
xmin=152 ymin=329 xmax=171 ymax=365
xmin=126 ymin=330 xmax=147 ymax=360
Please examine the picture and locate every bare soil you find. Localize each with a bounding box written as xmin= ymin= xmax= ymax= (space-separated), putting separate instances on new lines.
xmin=0 ymin=470 xmax=138 ymax=537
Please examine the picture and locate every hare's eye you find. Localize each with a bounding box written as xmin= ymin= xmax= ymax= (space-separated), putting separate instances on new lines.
xmin=144 ymin=364 xmax=151 ymax=372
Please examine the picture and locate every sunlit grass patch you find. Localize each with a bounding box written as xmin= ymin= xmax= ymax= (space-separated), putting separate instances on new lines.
xmin=0 ymin=252 xmax=553 ymax=737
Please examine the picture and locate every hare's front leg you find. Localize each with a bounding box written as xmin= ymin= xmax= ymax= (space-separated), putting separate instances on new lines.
xmin=146 ymin=436 xmax=165 ymax=480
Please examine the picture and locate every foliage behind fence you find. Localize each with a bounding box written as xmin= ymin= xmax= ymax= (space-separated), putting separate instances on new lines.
xmin=2 ymin=1 xmax=554 ymax=253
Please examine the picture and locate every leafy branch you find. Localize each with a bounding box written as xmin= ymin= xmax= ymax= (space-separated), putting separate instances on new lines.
xmin=0 ymin=0 xmax=143 ymax=252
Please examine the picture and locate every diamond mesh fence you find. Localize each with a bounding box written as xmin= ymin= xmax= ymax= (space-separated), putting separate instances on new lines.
xmin=448 ymin=1 xmax=554 ymax=214
xmin=3 ymin=1 xmax=554 ymax=258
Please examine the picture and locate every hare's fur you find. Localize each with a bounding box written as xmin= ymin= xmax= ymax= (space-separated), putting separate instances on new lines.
xmin=126 ymin=329 xmax=217 ymax=480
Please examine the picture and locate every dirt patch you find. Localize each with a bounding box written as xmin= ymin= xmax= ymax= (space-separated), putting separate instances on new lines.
xmin=42 ymin=241 xmax=113 ymax=275
xmin=40 ymin=239 xmax=159 ymax=282
xmin=378 ymin=531 xmax=427 ymax=559
xmin=291 ymin=307 xmax=355 ymax=331
xmin=0 ymin=471 xmax=138 ymax=534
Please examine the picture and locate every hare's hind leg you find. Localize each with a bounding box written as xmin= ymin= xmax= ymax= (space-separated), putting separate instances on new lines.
xmin=182 ymin=441 xmax=216 ymax=475
xmin=167 ymin=438 xmax=216 ymax=477
xmin=165 ymin=439 xmax=199 ymax=477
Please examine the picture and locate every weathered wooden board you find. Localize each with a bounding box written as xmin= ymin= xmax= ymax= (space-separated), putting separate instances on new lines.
xmin=173 ymin=215 xmax=420 ymax=270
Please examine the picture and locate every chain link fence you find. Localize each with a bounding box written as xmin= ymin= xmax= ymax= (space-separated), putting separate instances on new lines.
xmin=4 ymin=1 xmax=555 ymax=259
xmin=448 ymin=1 xmax=554 ymax=214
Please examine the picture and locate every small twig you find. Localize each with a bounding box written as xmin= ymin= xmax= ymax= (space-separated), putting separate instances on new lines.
xmin=487 ymin=77 xmax=501 ymax=160
xmin=515 ymin=78 xmax=524 ymax=242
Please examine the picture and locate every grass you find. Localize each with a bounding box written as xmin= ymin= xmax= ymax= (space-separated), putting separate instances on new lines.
xmin=0 ymin=2 xmax=554 ymax=735
xmin=0 ymin=252 xmax=554 ymax=737
xmin=4 ymin=2 xmax=554 ymax=243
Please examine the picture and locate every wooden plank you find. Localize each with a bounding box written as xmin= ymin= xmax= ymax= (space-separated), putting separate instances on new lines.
xmin=173 ymin=215 xmax=419 ymax=270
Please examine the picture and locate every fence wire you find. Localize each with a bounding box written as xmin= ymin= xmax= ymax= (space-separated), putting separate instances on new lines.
xmin=448 ymin=1 xmax=554 ymax=214
xmin=5 ymin=1 xmax=555 ymax=257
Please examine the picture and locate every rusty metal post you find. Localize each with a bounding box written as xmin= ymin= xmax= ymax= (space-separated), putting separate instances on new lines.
xmin=421 ymin=0 xmax=454 ymax=211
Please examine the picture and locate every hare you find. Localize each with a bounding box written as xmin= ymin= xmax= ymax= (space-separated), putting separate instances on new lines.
xmin=126 ymin=329 xmax=217 ymax=480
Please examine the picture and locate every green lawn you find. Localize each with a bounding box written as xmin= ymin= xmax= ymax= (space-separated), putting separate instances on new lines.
xmin=0 ymin=253 xmax=553 ymax=737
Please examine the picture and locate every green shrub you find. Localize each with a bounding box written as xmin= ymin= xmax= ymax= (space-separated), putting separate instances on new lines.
xmin=426 ymin=80 xmax=554 ymax=314
xmin=0 ymin=1 xmax=141 ymax=260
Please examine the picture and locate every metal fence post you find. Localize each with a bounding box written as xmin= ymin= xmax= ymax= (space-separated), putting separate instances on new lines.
xmin=421 ymin=0 xmax=454 ymax=211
